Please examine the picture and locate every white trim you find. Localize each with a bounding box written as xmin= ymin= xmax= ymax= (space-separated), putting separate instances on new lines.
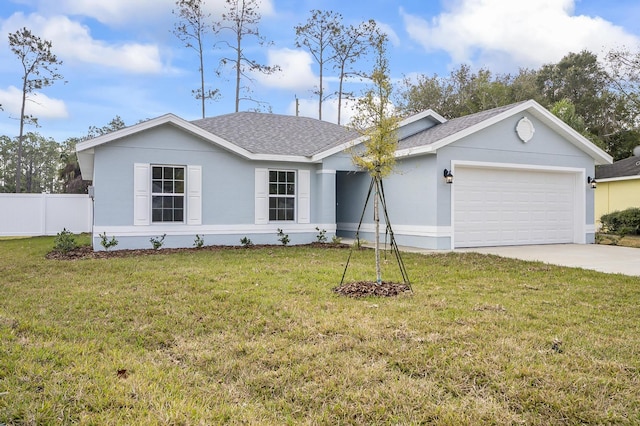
xmin=94 ymin=223 xmax=336 ymax=237
xmin=338 ymin=222 xmax=452 ymax=238
xmin=398 ymin=109 xmax=447 ymax=126
xmin=451 ymin=160 xmax=585 ymax=174
xmin=310 ymin=135 xmax=366 ymax=162
xmin=449 ymin=161 xmax=587 ymax=249
xmin=596 ymin=175 xmax=640 ymax=183
xmin=316 ymin=169 xmax=336 ymax=175
xmin=310 ymin=110 xmax=447 ymax=162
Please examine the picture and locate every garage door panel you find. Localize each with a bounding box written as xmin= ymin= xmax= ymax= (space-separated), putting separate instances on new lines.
xmin=454 ymin=167 xmax=577 ymax=248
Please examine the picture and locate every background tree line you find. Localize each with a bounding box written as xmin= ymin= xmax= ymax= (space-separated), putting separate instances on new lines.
xmin=0 ymin=117 xmax=125 ymax=194
xmin=2 ymin=1 xmax=640 ymax=193
xmin=396 ymin=49 xmax=640 ymax=161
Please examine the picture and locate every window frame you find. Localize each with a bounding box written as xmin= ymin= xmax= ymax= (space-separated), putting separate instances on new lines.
xmin=151 ymin=164 xmax=186 ymax=223
xmin=268 ymin=169 xmax=296 ymax=222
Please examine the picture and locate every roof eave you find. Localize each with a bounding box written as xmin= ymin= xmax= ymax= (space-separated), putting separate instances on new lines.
xmin=398 ymin=109 xmax=447 ymax=126
xmin=596 ymin=175 xmax=640 ymax=183
xmin=75 ymin=113 xmax=262 ymax=177
xmin=395 ymin=100 xmax=613 ymax=165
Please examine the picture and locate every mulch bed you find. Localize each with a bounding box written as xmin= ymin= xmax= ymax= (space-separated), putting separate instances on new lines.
xmin=47 ymin=244 xmax=411 ymax=298
xmin=45 ymin=242 xmax=349 ymax=260
xmin=333 ymin=281 xmax=412 ymax=298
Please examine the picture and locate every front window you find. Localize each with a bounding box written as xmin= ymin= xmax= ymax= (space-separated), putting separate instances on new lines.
xmin=269 ymin=170 xmax=295 ymax=221
xmin=152 ymin=165 xmax=185 ymax=222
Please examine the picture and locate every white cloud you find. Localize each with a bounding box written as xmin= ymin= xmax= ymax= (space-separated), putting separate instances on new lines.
xmin=287 ymin=97 xmax=359 ymax=126
xmin=254 ymin=48 xmax=317 ymax=91
xmin=401 ymin=0 xmax=640 ymax=71
xmin=375 ymin=21 xmax=400 ymax=47
xmin=1 ymin=13 xmax=164 ymax=73
xmin=0 ymin=85 xmax=69 ymax=119
xmin=21 ymin=0 xmax=275 ymax=26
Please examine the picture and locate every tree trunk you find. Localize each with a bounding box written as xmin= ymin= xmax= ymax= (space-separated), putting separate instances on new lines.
xmin=235 ymin=31 xmax=241 ymax=113
xmin=374 ymin=177 xmax=381 ymax=284
xmin=337 ymin=63 xmax=345 ymax=125
xmin=198 ymin=36 xmax=205 ymax=119
xmin=318 ymin=45 xmax=323 ymax=121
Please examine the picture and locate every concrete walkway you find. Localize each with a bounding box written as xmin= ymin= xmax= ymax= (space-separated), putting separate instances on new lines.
xmin=342 ymin=239 xmax=640 ymax=277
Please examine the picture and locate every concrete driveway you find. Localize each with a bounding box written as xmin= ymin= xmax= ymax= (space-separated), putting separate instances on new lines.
xmin=457 ymin=244 xmax=640 ymax=277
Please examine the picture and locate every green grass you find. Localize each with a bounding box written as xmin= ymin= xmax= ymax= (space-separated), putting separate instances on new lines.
xmin=1 ymin=236 xmax=639 ymax=425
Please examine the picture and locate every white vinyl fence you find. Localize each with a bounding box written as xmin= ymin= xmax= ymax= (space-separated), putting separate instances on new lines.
xmin=0 ymin=194 xmax=92 ymax=236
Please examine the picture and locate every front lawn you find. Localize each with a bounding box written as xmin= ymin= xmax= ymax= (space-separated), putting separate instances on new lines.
xmin=1 ymin=236 xmax=639 ymax=424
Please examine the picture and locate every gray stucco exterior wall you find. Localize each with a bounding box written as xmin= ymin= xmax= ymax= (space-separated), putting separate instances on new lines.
xmin=333 ymin=112 xmax=597 ymax=249
xmin=92 ymin=124 xmax=336 ymax=250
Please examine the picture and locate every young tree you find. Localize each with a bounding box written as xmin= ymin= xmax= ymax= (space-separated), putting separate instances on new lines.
xmin=330 ymin=19 xmax=380 ymax=125
xmin=8 ymin=27 xmax=63 ymax=193
xmin=295 ymin=10 xmax=342 ymax=121
xmin=350 ymin=34 xmax=399 ymax=284
xmin=173 ymin=0 xmax=219 ymax=118
xmin=217 ymin=0 xmax=279 ymax=112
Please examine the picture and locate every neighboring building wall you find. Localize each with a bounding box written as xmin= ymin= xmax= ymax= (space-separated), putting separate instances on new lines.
xmin=595 ymin=178 xmax=640 ymax=225
xmin=0 ymin=193 xmax=92 ymax=236
xmin=91 ymin=124 xmax=334 ymax=250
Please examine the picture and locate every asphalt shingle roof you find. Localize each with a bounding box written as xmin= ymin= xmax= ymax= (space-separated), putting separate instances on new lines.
xmin=397 ymin=101 xmax=528 ymax=150
xmin=191 ymin=112 xmax=359 ymax=157
xmin=596 ymin=155 xmax=640 ymax=179
xmin=190 ymin=101 xmax=532 ymax=157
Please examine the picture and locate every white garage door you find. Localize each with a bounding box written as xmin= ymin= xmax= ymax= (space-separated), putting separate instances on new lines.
xmin=453 ymin=167 xmax=577 ymax=248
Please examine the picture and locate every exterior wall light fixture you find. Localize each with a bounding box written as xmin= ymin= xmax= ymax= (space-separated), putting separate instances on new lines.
xmin=444 ymin=169 xmax=454 ymax=184
xmin=587 ymin=176 xmax=597 ymax=189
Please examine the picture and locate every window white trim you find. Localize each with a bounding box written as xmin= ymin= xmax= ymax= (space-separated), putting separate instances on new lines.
xmin=134 ymin=163 xmax=201 ymax=226
xmin=151 ymin=164 xmax=186 ymax=223
xmin=268 ymin=169 xmax=296 ymax=222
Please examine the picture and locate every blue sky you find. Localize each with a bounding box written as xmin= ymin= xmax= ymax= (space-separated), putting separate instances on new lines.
xmin=0 ymin=0 xmax=639 ymax=142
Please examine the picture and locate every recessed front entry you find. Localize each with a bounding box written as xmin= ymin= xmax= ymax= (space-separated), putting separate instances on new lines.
xmin=453 ymin=166 xmax=580 ymax=248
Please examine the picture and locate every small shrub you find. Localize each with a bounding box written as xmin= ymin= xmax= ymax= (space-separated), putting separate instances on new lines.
xmin=53 ymin=228 xmax=77 ymax=253
xmin=277 ymin=228 xmax=289 ymax=246
xmin=600 ymin=208 xmax=640 ymax=236
xmin=193 ymin=234 xmax=204 ymax=248
xmin=99 ymin=232 xmax=118 ymax=251
xmin=150 ymin=234 xmax=166 ymax=250
xmin=315 ymin=227 xmax=327 ymax=243
xmin=331 ymin=235 xmax=342 ymax=245
xmin=240 ymin=237 xmax=253 ymax=247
